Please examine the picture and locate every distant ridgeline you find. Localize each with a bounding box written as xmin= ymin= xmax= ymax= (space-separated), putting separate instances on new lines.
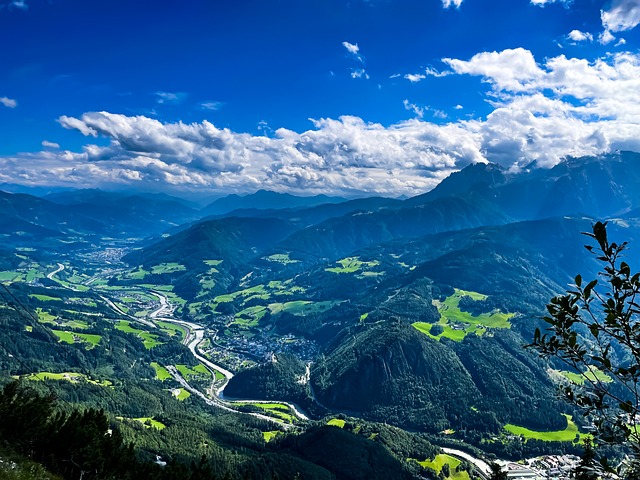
xmin=2 ymin=152 xmax=640 ymax=475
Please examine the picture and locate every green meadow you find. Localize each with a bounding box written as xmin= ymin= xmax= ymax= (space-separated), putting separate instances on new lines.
xmin=558 ymin=366 xmax=613 ymax=385
xmin=151 ymin=263 xmax=186 ymax=274
xmin=176 ymin=364 xmax=211 ymax=380
xmin=327 ymin=418 xmax=346 ymax=428
xmin=413 ymin=289 xmax=513 ymax=342
xmin=171 ymin=388 xmax=191 ymax=401
xmin=504 ymin=414 xmax=583 ymax=443
xmin=20 ymin=371 xmax=112 ymax=387
xmin=156 ymin=320 xmax=186 ymax=340
xmin=264 ymin=253 xmax=299 ymax=264
xmin=116 ymin=321 xmax=162 ymax=349
xmin=52 ymin=330 xmax=101 ymax=349
xmin=412 ymin=454 xmax=469 ymax=480
xmin=262 ymin=431 xmax=282 ymax=442
xmin=29 ymin=294 xmax=61 ymax=302
xmin=234 ymin=402 xmax=297 ymax=423
xmin=132 ymin=418 xmax=166 ymax=430
xmin=325 ymin=256 xmax=380 ymax=274
xmin=151 ymin=362 xmax=172 ymax=381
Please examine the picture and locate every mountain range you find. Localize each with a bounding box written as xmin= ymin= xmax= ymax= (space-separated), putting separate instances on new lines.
xmin=2 ymin=151 xmax=640 ymax=478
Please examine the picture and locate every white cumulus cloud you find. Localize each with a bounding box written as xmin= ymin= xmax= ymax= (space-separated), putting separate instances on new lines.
xmin=351 ymin=69 xmax=370 ymax=79
xmin=3 ymin=49 xmax=640 ymax=197
xmin=41 ymin=141 xmax=60 ymax=149
xmin=444 ymin=48 xmax=543 ymax=92
xmin=0 ymin=97 xmax=17 ymax=108
xmin=404 ymin=73 xmax=426 ymax=83
xmin=342 ymin=41 xmax=363 ymax=62
xmin=568 ymin=29 xmax=593 ymax=42
xmin=441 ymin=0 xmax=463 ymax=8
xmin=601 ymin=0 xmax=640 ymax=32
xmin=530 ymin=0 xmax=571 ymax=6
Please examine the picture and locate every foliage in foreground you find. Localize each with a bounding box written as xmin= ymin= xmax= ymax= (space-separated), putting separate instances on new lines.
xmin=530 ymin=221 xmax=640 ymax=477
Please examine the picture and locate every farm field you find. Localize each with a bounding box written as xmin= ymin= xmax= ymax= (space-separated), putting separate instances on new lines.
xmin=262 ymin=431 xmax=281 ymax=442
xmin=151 ymin=362 xmax=171 ymax=381
xmin=171 ymin=388 xmax=191 ymax=401
xmin=264 ymin=253 xmax=299 ymax=264
xmin=504 ymin=414 xmax=583 ymax=443
xmin=325 ymin=256 xmax=380 ymax=274
xmin=557 ymin=366 xmax=613 ymax=385
xmin=233 ymin=402 xmax=297 ymax=423
xmin=52 ymin=330 xmax=101 ymax=349
xmin=151 ymin=263 xmax=186 ymax=274
xmin=156 ymin=320 xmax=186 ymax=340
xmin=327 ymin=418 xmax=346 ymax=428
xmin=29 ymin=294 xmax=61 ymax=302
xmin=176 ymin=364 xmax=211 ymax=380
xmin=116 ymin=321 xmax=162 ymax=349
xmin=413 ymin=289 xmax=513 ymax=342
xmin=412 ymin=454 xmax=470 ymax=480
xmin=130 ymin=417 xmax=166 ymax=430
xmin=19 ymin=371 xmax=112 ymax=387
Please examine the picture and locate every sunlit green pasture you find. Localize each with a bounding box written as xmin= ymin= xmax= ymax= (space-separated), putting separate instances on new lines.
xmin=176 ymin=364 xmax=211 ymax=379
xmin=52 ymin=330 xmax=101 ymax=349
xmin=30 ymin=294 xmax=62 ymax=301
xmin=327 ymin=418 xmax=345 ymax=428
xmin=558 ymin=366 xmax=613 ymax=385
xmin=325 ymin=256 xmax=380 ymax=274
xmin=504 ymin=414 xmax=583 ymax=443
xmin=151 ymin=262 xmax=186 ymax=274
xmin=264 ymin=253 xmax=299 ymax=264
xmin=156 ymin=320 xmax=186 ymax=340
xmin=20 ymin=371 xmax=112 ymax=387
xmin=412 ymin=454 xmax=469 ymax=480
xmin=116 ymin=321 xmax=162 ymax=349
xmin=151 ymin=362 xmax=172 ymax=381
xmin=413 ymin=289 xmax=513 ymax=342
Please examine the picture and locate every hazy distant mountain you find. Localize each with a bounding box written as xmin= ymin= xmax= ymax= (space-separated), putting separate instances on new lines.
xmin=0 ymin=188 xmax=201 ymax=244
xmin=415 ymin=151 xmax=640 ymax=220
xmin=201 ymin=189 xmax=348 ymax=216
xmin=44 ymin=188 xmax=198 ymax=209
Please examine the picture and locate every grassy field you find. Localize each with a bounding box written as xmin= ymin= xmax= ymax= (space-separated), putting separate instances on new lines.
xmin=325 ymin=256 xmax=380 ymax=274
xmin=264 ymin=253 xmax=299 ymax=264
xmin=176 ymin=364 xmax=211 ymax=379
xmin=327 ymin=418 xmax=346 ymax=428
xmin=29 ymin=294 xmax=61 ymax=302
xmin=0 ymin=270 xmax=22 ymax=282
xmin=151 ymin=263 xmax=186 ymax=274
xmin=116 ymin=321 xmax=162 ymax=349
xmin=233 ymin=305 xmax=269 ymax=328
xmin=504 ymin=414 xmax=583 ymax=443
xmin=132 ymin=417 xmax=166 ymax=430
xmin=558 ymin=366 xmax=613 ymax=385
xmin=413 ymin=289 xmax=513 ymax=342
xmin=156 ymin=320 xmax=186 ymax=340
xmin=268 ymin=300 xmax=340 ymax=316
xmin=51 ymin=330 xmax=101 ymax=348
xmin=262 ymin=431 xmax=282 ymax=442
xmin=234 ymin=402 xmax=297 ymax=423
xmin=151 ymin=362 xmax=172 ymax=381
xmin=171 ymin=388 xmax=191 ymax=401
xmin=20 ymin=371 xmax=112 ymax=387
xmin=36 ymin=308 xmax=57 ymax=324
xmin=413 ymin=454 xmax=469 ymax=480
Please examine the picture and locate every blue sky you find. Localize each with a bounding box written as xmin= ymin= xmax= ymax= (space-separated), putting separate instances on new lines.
xmin=1 ymin=0 xmax=640 ymax=197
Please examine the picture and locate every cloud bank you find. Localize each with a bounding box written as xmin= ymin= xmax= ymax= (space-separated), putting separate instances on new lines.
xmin=2 ymin=49 xmax=640 ymax=197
